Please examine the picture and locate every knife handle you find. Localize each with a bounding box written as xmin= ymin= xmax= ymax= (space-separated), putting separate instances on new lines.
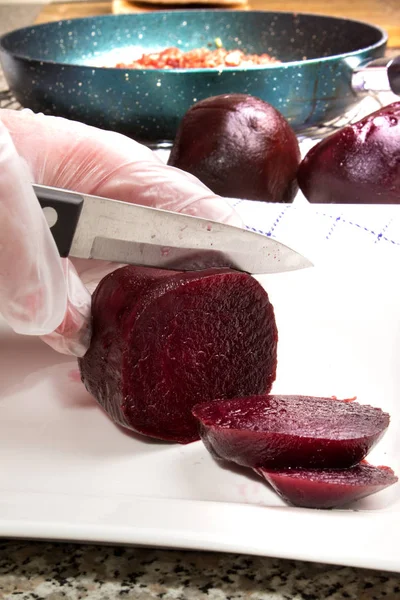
xmin=33 ymin=184 xmax=84 ymax=257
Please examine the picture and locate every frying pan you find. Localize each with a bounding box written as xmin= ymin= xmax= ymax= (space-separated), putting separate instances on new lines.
xmin=0 ymin=10 xmax=399 ymax=142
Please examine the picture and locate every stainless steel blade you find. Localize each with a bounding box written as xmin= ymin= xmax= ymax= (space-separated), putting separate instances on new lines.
xmin=47 ymin=187 xmax=313 ymax=274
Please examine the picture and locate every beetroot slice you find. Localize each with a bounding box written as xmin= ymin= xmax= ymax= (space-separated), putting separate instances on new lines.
xmin=79 ymin=266 xmax=278 ymax=444
xmin=256 ymin=465 xmax=398 ymax=509
xmin=192 ymin=395 xmax=389 ymax=468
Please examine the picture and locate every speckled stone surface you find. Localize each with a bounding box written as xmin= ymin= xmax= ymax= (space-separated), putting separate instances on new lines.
xmin=1 ymin=541 xmax=400 ymax=599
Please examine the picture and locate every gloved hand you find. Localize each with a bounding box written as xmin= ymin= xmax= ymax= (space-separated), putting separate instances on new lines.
xmin=0 ymin=109 xmax=241 ymax=357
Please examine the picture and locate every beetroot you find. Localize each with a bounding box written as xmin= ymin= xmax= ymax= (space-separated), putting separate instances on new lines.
xmin=78 ymin=266 xmax=278 ymax=444
xmin=297 ymin=102 xmax=400 ymax=204
xmin=168 ymin=94 xmax=300 ymax=203
xmin=192 ymin=395 xmax=389 ymax=468
xmin=256 ymin=464 xmax=398 ymax=509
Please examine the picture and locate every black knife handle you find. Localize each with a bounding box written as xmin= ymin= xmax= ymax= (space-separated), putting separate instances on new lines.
xmin=33 ymin=185 xmax=84 ymax=257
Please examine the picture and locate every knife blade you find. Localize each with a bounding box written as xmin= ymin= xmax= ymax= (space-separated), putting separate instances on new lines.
xmin=34 ymin=184 xmax=312 ymax=275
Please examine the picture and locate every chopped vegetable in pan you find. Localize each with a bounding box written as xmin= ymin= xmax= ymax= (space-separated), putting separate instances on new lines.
xmin=115 ymin=46 xmax=280 ymax=69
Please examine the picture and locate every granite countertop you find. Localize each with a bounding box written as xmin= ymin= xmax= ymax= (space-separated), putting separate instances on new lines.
xmin=1 ymin=4 xmax=400 ymax=599
xmin=1 ymin=541 xmax=400 ymax=599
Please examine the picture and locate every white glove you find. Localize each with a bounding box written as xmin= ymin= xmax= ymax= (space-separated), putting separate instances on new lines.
xmin=0 ymin=109 xmax=241 ymax=357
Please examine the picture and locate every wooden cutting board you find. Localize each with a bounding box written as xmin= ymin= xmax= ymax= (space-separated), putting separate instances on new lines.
xmin=35 ymin=0 xmax=400 ymax=48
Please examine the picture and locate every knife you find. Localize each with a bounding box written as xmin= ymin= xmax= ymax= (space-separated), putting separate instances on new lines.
xmin=33 ymin=184 xmax=312 ymax=275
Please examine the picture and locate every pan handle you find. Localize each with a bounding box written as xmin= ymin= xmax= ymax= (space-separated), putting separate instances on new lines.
xmin=352 ymin=56 xmax=400 ymax=96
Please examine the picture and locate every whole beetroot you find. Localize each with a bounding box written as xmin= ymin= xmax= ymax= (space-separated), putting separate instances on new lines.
xmin=168 ymin=94 xmax=301 ymax=203
xmin=298 ymin=102 xmax=400 ymax=204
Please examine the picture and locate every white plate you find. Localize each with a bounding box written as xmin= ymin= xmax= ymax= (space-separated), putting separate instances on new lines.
xmin=1 ymin=203 xmax=400 ymax=572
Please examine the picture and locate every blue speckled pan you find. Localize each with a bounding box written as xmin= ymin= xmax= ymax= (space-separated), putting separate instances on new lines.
xmin=0 ymin=11 xmax=388 ymax=142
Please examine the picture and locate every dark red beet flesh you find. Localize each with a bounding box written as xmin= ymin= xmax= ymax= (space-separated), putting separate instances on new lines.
xmin=297 ymin=101 xmax=400 ymax=204
xmin=192 ymin=395 xmax=390 ymax=468
xmin=78 ymin=266 xmax=278 ymax=444
xmin=256 ymin=464 xmax=398 ymax=509
xmin=168 ymin=94 xmax=300 ymax=203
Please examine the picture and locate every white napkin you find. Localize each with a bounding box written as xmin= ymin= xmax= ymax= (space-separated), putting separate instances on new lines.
xmin=232 ymin=194 xmax=400 ymax=275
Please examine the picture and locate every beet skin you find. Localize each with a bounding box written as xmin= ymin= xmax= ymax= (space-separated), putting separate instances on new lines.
xmin=168 ymin=94 xmax=300 ymax=203
xmin=192 ymin=395 xmax=390 ymax=468
xmin=297 ymin=101 xmax=400 ymax=204
xmin=256 ymin=464 xmax=398 ymax=509
xmin=78 ymin=266 xmax=278 ymax=444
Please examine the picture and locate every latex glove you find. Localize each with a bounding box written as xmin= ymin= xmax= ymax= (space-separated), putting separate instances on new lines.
xmin=0 ymin=119 xmax=71 ymax=337
xmin=0 ymin=109 xmax=241 ymax=357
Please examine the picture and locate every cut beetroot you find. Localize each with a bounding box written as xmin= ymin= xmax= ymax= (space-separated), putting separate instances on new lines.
xmin=78 ymin=266 xmax=278 ymax=444
xmin=192 ymin=395 xmax=389 ymax=468
xmin=256 ymin=464 xmax=398 ymax=509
